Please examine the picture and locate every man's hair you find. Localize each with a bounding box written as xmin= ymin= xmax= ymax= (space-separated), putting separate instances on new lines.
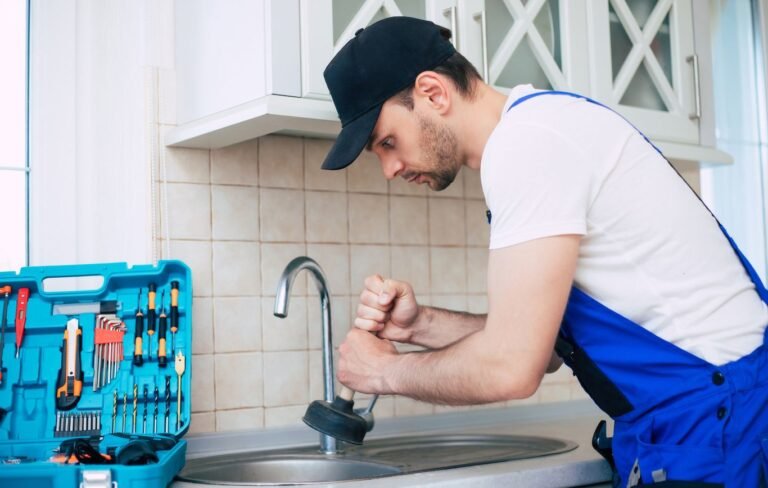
xmin=394 ymin=28 xmax=482 ymax=110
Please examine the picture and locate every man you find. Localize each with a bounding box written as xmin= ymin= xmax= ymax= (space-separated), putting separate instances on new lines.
xmin=321 ymin=16 xmax=768 ymax=487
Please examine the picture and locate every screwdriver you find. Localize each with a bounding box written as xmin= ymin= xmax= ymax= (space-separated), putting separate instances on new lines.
xmin=133 ymin=289 xmax=144 ymax=366
xmin=147 ymin=284 xmax=157 ymax=359
xmin=170 ymin=281 xmax=179 ymax=356
xmin=158 ymin=291 xmax=168 ymax=367
xmin=55 ymin=318 xmax=83 ymax=410
xmin=0 ymin=285 xmax=10 ymax=384
xmin=14 ymin=288 xmax=29 ymax=358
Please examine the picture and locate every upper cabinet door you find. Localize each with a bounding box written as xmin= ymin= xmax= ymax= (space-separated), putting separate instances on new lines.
xmin=453 ymin=0 xmax=589 ymax=93
xmin=301 ymin=0 xmax=432 ymax=100
xmin=588 ymin=0 xmax=699 ymax=144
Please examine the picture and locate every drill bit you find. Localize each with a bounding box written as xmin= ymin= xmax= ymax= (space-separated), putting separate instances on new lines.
xmin=165 ymin=376 xmax=170 ymax=433
xmin=143 ymin=385 xmax=148 ymax=433
xmin=132 ymin=384 xmax=138 ymax=433
xmin=153 ymin=385 xmax=159 ymax=433
xmin=175 ymin=351 xmax=186 ymax=430
xmin=122 ymin=392 xmax=127 ymax=432
xmin=112 ymin=391 xmax=117 ymax=433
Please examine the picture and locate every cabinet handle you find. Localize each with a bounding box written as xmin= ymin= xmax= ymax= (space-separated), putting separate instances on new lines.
xmin=687 ymin=54 xmax=701 ymax=120
xmin=473 ymin=10 xmax=489 ymax=82
xmin=443 ymin=6 xmax=458 ymax=47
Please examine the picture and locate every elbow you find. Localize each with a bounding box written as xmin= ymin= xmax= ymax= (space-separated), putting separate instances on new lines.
xmin=493 ymin=361 xmax=543 ymax=401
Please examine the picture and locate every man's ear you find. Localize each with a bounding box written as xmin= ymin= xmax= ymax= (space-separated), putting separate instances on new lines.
xmin=413 ymin=72 xmax=450 ymax=114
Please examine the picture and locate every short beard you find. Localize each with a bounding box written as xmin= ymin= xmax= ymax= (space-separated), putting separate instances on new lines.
xmin=418 ymin=115 xmax=461 ymax=191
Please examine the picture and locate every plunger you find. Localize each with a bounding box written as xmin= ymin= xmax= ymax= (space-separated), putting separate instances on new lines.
xmin=303 ymin=385 xmax=369 ymax=445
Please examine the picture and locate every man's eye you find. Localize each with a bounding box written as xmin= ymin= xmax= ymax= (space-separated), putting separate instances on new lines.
xmin=381 ymin=138 xmax=393 ymax=149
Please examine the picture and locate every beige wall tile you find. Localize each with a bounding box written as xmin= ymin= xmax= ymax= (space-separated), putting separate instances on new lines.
xmin=466 ymin=248 xmax=488 ymax=293
xmin=428 ymin=198 xmax=466 ymax=246
xmin=389 ymin=177 xmax=426 ymax=196
xmin=463 ymin=167 xmax=484 ymax=199
xmin=347 ymin=151 xmax=387 ymax=193
xmin=214 ymin=297 xmax=262 ymax=353
xmin=214 ymin=352 xmax=263 ymax=409
xmin=263 ymin=351 xmax=309 ymax=407
xmin=212 ymin=241 xmax=260 ymax=296
xmin=192 ymin=297 xmax=213 ymax=355
xmin=189 ymin=412 xmax=216 ymax=435
xmin=465 ymin=200 xmax=490 ymax=247
xmin=192 ymin=354 xmax=215 ymax=412
xmin=211 ymin=185 xmax=259 ymax=241
xmin=570 ymin=382 xmax=590 ymax=400
xmin=211 ymin=139 xmax=259 ymax=185
xmin=169 ymin=240 xmax=212 ymax=297
xmin=305 ymin=138 xmax=346 ymax=191
xmin=394 ymin=396 xmax=434 ymax=416
xmin=264 ymin=405 xmax=306 ymax=428
xmin=349 ymin=194 xmax=389 ymax=244
xmin=306 ymin=243 xmax=349 ymax=296
xmin=430 ymin=295 xmax=468 ymax=312
xmin=541 ymin=365 xmax=573 ymax=385
xmin=390 ymin=246 xmax=429 ymax=295
xmin=430 ymin=247 xmax=466 ymax=294
xmin=389 ymin=196 xmax=428 ymax=245
xmin=351 ymin=245 xmax=391 ymax=294
xmin=538 ymin=384 xmax=572 ymax=404
xmin=305 ymin=192 xmax=348 ymax=243
xmin=261 ymin=243 xmax=307 ymax=296
xmin=262 ymin=296 xmax=307 ymax=351
xmin=368 ymin=395 xmax=395 ymax=418
xmin=215 ymin=408 xmax=265 ymax=432
xmin=308 ymin=296 xmax=350 ymax=350
xmin=259 ymin=135 xmax=304 ymax=189
xmin=308 ymin=350 xmax=324 ymax=400
xmin=164 ymin=144 xmax=210 ymax=184
xmin=166 ymin=183 xmax=211 ymax=240
xmin=467 ymin=295 xmax=488 ymax=314
xmin=260 ymin=189 xmax=305 ymax=242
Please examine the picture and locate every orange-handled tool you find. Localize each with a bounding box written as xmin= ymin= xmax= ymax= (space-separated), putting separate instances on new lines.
xmin=170 ymin=281 xmax=179 ymax=355
xmin=15 ymin=288 xmax=29 ymax=358
xmin=133 ymin=289 xmax=144 ymax=366
xmin=55 ymin=318 xmax=83 ymax=410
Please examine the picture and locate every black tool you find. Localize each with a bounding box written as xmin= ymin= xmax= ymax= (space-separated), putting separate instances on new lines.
xmin=303 ymin=385 xmax=372 ymax=445
xmin=158 ymin=291 xmax=168 ymax=367
xmin=132 ymin=384 xmax=138 ymax=433
xmin=55 ymin=318 xmax=83 ymax=410
xmin=164 ymin=376 xmax=170 ymax=433
xmin=153 ymin=386 xmax=159 ymax=433
xmin=122 ymin=393 xmax=127 ymax=432
xmin=143 ymin=385 xmax=148 ymax=434
xmin=133 ymin=289 xmax=144 ymax=366
xmin=170 ymin=281 xmax=179 ymax=355
xmin=147 ymin=284 xmax=157 ymax=359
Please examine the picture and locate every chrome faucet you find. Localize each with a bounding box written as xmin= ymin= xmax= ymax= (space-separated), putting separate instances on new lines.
xmin=273 ymin=256 xmax=339 ymax=453
xmin=274 ymin=256 xmax=377 ymax=454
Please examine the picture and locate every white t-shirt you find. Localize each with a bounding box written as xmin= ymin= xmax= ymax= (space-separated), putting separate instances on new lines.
xmin=481 ymin=84 xmax=768 ymax=366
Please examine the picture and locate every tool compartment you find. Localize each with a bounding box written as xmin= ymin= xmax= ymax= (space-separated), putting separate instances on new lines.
xmin=0 ymin=261 xmax=192 ymax=487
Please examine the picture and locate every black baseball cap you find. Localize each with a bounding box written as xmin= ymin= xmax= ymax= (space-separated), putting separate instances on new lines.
xmin=321 ymin=17 xmax=456 ymax=170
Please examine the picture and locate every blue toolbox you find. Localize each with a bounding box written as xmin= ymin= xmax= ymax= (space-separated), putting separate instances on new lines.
xmin=0 ymin=260 xmax=192 ymax=487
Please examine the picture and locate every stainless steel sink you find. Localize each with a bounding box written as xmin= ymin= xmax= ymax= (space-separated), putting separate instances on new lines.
xmin=178 ymin=434 xmax=577 ymax=485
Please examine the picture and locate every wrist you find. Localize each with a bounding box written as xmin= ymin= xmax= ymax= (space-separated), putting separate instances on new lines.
xmin=380 ymin=351 xmax=405 ymax=395
xmin=409 ymin=305 xmax=430 ymax=345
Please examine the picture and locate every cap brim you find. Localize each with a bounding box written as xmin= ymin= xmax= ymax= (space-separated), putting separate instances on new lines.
xmin=321 ymin=104 xmax=382 ymax=170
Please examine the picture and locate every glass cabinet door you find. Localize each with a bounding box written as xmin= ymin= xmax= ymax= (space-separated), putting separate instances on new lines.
xmin=301 ymin=0 xmax=430 ymax=99
xmin=589 ymin=0 xmax=699 ymax=144
xmin=446 ymin=0 xmax=588 ymax=93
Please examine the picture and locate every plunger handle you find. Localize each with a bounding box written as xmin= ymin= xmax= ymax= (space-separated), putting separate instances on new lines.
xmin=339 ymin=385 xmax=355 ymax=402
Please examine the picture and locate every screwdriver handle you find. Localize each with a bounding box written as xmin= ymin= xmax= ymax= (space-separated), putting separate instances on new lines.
xmin=170 ymin=281 xmax=179 ymax=334
xmin=158 ymin=310 xmax=168 ymax=367
xmin=147 ymin=284 xmax=157 ymax=336
xmin=133 ymin=290 xmax=144 ymax=366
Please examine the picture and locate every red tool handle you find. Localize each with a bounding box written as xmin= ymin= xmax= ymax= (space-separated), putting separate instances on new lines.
xmin=15 ymin=288 xmax=30 ymax=353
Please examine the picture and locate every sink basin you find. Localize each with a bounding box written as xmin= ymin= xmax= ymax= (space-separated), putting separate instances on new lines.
xmin=178 ymin=434 xmax=577 ymax=485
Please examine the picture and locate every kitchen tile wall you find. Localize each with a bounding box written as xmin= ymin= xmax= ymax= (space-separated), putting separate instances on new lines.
xmin=157 ymin=133 xmax=592 ymax=434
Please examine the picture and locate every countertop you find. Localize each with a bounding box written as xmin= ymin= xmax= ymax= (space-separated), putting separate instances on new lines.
xmin=172 ymin=400 xmax=613 ymax=487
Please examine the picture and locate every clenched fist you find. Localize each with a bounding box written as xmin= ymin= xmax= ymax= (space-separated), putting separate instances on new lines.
xmin=354 ymin=274 xmax=421 ymax=343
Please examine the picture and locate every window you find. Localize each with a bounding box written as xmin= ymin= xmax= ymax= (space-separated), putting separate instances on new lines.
xmin=0 ymin=0 xmax=29 ymax=271
xmin=701 ymin=0 xmax=768 ymax=280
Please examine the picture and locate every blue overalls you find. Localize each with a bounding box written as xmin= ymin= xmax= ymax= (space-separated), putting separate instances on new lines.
xmin=505 ymin=91 xmax=768 ymax=487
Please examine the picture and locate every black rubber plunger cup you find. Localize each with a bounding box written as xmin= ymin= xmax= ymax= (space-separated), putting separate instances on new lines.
xmin=303 ymin=386 xmax=368 ymax=444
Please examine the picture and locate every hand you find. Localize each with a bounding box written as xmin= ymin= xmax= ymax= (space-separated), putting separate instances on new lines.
xmin=354 ymin=274 xmax=421 ymax=343
xmin=338 ymin=328 xmax=398 ymax=394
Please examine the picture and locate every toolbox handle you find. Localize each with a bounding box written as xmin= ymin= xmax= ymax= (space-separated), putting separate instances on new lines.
xmin=22 ymin=263 xmax=127 ymax=299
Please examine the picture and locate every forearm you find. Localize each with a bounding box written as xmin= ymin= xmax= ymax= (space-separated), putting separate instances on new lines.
xmin=410 ymin=306 xmax=486 ymax=349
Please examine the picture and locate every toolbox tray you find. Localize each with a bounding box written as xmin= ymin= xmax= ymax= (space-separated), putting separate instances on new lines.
xmin=0 ymin=260 xmax=192 ymax=487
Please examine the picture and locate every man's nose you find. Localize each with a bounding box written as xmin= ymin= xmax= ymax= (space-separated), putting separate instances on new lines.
xmin=380 ymin=156 xmax=404 ymax=180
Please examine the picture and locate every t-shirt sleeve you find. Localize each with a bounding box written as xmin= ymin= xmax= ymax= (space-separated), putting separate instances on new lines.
xmin=482 ymin=122 xmax=592 ymax=250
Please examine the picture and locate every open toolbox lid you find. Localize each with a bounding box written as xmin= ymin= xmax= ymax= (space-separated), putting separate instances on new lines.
xmin=0 ymin=260 xmax=192 ymax=487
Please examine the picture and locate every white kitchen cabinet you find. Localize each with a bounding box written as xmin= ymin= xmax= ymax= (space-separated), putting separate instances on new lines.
xmin=167 ymin=0 xmax=730 ymax=164
xmin=587 ymin=0 xmax=701 ymax=145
